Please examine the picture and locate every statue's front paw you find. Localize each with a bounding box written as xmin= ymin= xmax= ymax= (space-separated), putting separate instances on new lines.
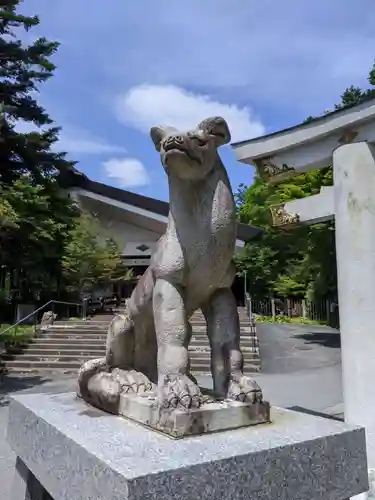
xmin=158 ymin=374 xmax=203 ymax=410
xmin=111 ymin=368 xmax=155 ymax=395
xmin=227 ymin=375 xmax=263 ymax=404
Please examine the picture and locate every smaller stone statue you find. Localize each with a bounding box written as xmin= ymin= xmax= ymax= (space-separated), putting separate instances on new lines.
xmin=40 ymin=311 xmax=57 ymax=329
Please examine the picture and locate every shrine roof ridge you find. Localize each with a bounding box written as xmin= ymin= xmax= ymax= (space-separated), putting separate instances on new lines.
xmin=232 ymin=96 xmax=375 ymax=159
xmin=59 ymin=168 xmax=262 ymax=242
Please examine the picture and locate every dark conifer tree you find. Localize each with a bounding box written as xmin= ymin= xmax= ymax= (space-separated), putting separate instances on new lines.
xmin=0 ymin=0 xmax=79 ymax=302
xmin=0 ymin=0 xmax=75 ymax=184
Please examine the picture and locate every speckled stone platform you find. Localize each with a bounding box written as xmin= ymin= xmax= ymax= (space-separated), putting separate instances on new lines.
xmin=7 ymin=392 xmax=368 ymax=500
xmin=118 ymin=391 xmax=270 ymax=438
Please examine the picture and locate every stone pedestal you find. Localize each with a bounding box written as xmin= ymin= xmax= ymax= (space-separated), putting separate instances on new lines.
xmin=7 ymin=392 xmax=368 ymax=500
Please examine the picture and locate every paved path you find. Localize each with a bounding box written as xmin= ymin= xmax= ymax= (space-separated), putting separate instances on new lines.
xmin=255 ymin=323 xmax=342 ymax=414
xmin=0 ymin=322 xmax=343 ymax=498
xmin=256 ymin=323 xmax=341 ymax=374
xmin=199 ymin=322 xmax=343 ymax=414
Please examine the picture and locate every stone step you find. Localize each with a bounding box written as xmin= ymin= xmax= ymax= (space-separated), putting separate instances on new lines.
xmin=47 ymin=319 xmax=251 ymax=327
xmin=53 ymin=316 xmax=113 ymax=327
xmin=38 ymin=323 xmax=254 ymax=334
xmin=193 ymin=340 xmax=259 ymax=345
xmin=46 ymin=322 xmax=252 ymax=333
xmin=40 ymin=327 xmax=253 ymax=337
xmin=50 ymin=319 xmax=251 ymax=328
xmin=30 ymin=339 xmax=258 ymax=351
xmin=3 ymin=307 xmax=260 ymax=374
xmin=30 ymin=336 xmax=258 ymax=348
xmin=190 ymin=346 xmax=259 ymax=353
xmin=3 ymin=360 xmax=82 ymax=370
xmin=190 ymin=360 xmax=260 ymax=369
xmin=17 ymin=348 xmax=106 ymax=357
xmin=192 ymin=342 xmax=258 ymax=349
xmin=3 ymin=351 xmax=259 ymax=365
xmin=31 ymin=336 xmax=258 ymax=347
xmin=43 ymin=326 xmax=110 ymax=333
xmin=193 ymin=327 xmax=252 ymax=333
xmin=3 ymin=354 xmax=96 ymax=363
xmin=192 ymin=352 xmax=259 ymax=361
xmin=40 ymin=324 xmax=100 ymax=327
xmin=36 ymin=331 xmax=256 ymax=341
xmin=4 ymin=360 xmax=259 ymax=373
xmin=31 ymin=338 xmax=106 ymax=346
xmin=16 ymin=345 xmax=259 ymax=357
xmin=38 ymin=333 xmax=107 ymax=340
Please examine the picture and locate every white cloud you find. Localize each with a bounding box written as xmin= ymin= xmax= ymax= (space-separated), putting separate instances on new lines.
xmin=103 ymin=157 xmax=150 ymax=188
xmin=14 ymin=121 xmax=125 ymax=155
xmin=115 ymin=84 xmax=265 ymax=142
xmin=18 ymin=0 xmax=375 ymax=122
xmin=58 ymin=127 xmax=126 ymax=155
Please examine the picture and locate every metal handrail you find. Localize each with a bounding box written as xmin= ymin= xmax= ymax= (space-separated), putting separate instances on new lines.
xmin=0 ymin=300 xmax=83 ymax=336
xmin=245 ymin=293 xmax=253 ymax=323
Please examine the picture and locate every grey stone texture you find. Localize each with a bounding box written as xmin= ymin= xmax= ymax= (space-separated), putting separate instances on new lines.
xmin=77 ymin=116 xmax=263 ymax=419
xmin=117 ymin=391 xmax=270 ymax=438
xmin=7 ymin=392 xmax=369 ymax=500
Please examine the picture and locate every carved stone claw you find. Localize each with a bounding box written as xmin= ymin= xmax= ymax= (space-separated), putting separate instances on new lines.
xmin=111 ymin=368 xmax=155 ymax=395
xmin=227 ymin=375 xmax=263 ymax=404
xmin=158 ymin=374 xmax=203 ymax=410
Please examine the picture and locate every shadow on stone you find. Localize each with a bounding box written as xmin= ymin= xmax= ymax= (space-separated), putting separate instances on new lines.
xmin=287 ymin=405 xmax=344 ymax=422
xmin=0 ymin=373 xmax=53 ymax=407
xmin=293 ymin=331 xmax=341 ymax=348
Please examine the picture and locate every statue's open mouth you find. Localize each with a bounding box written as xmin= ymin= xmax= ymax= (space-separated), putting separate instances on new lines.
xmin=164 ymin=146 xmax=201 ymax=164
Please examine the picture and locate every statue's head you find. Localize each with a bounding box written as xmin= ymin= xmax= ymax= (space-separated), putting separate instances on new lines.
xmin=150 ymin=116 xmax=231 ymax=180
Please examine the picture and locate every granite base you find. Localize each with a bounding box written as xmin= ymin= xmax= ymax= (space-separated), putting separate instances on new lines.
xmin=7 ymin=392 xmax=369 ymax=500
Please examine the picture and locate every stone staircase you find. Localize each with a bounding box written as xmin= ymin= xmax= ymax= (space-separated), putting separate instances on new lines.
xmin=2 ymin=309 xmax=261 ymax=374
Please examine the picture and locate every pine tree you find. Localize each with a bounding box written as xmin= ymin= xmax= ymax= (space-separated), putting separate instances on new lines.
xmin=0 ymin=0 xmax=74 ymax=183
xmin=0 ymin=0 xmax=80 ymax=303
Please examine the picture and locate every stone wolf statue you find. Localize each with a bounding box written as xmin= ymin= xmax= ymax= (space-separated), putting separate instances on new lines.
xmin=77 ymin=116 xmax=263 ymax=414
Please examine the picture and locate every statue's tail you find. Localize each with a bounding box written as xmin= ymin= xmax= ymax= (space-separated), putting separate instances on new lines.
xmin=77 ymin=357 xmax=108 ymax=401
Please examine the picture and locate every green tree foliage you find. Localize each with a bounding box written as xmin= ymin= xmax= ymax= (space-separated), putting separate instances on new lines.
xmin=0 ymin=1 xmax=131 ymax=303
xmin=61 ymin=213 xmax=132 ymax=295
xmin=0 ymin=0 xmax=79 ymax=302
xmin=235 ymin=169 xmax=334 ymax=300
xmin=236 ymin=61 xmax=375 ymax=301
xmin=0 ymin=176 xmax=79 ymax=298
xmin=0 ymin=196 xmax=18 ymax=230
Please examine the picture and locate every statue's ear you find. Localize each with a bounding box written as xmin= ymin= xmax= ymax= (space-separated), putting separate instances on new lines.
xmin=150 ymin=126 xmax=166 ymax=152
xmin=197 ymin=116 xmax=231 ymax=147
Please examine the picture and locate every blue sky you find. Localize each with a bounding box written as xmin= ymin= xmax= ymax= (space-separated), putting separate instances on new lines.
xmin=20 ymin=0 xmax=375 ymax=201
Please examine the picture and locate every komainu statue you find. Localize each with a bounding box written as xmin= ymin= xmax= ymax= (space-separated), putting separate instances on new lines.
xmin=77 ymin=116 xmax=263 ymax=414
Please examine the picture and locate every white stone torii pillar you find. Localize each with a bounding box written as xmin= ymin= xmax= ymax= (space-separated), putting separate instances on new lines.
xmin=232 ymin=98 xmax=375 ymax=496
xmin=334 ymin=142 xmax=375 ymax=469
